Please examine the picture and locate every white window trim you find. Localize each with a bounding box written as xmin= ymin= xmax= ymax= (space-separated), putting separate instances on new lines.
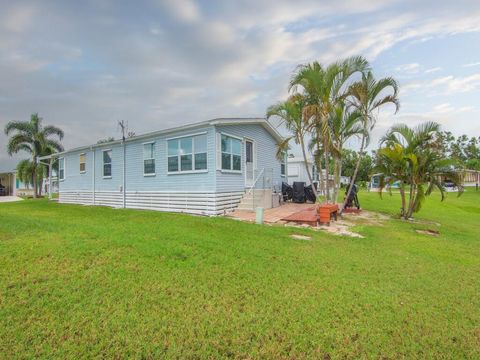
xmin=280 ymin=151 xmax=287 ymax=177
xmin=220 ymin=132 xmax=243 ymax=173
xmin=79 ymin=153 xmax=86 ymax=174
xmin=143 ymin=141 xmax=156 ymax=177
xmin=167 ymin=169 xmax=209 ymax=176
xmin=58 ymin=157 xmax=65 ymax=181
xmin=166 ymin=133 xmax=208 ymax=174
xmin=102 ymin=149 xmax=112 ymax=179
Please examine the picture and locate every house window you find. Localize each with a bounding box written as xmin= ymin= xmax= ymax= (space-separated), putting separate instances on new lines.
xmin=221 ymin=135 xmax=241 ymax=171
xmin=280 ymin=152 xmax=286 ymax=176
xmin=59 ymin=158 xmax=65 ymax=180
xmin=167 ymin=134 xmax=207 ymax=173
xmin=79 ymin=153 xmax=86 ymax=173
xmin=103 ymin=150 xmax=112 ymax=177
xmin=143 ymin=142 xmax=155 ymax=175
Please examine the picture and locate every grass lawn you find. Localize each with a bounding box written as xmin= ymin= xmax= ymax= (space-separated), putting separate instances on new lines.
xmin=1 ymin=191 xmax=479 ymax=358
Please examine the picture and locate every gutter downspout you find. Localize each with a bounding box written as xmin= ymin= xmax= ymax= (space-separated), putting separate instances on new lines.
xmin=92 ymin=147 xmax=95 ymax=205
xmin=122 ymin=140 xmax=126 ymax=209
xmin=48 ymin=159 xmax=53 ymax=200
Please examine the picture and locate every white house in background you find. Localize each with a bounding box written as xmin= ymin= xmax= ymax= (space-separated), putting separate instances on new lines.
xmin=0 ymin=170 xmax=62 ymax=197
xmin=0 ymin=171 xmax=16 ymax=196
xmin=287 ymin=155 xmax=349 ymax=192
xmin=287 ymin=156 xmax=316 ymax=185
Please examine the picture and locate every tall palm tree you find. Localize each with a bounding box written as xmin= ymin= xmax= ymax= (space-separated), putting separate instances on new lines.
xmin=5 ymin=113 xmax=64 ymax=198
xmin=267 ymin=94 xmax=317 ymax=196
xmin=289 ymin=56 xmax=370 ymax=202
xmin=329 ymin=102 xmax=365 ymax=202
xmin=377 ymin=121 xmax=463 ymax=219
xmin=342 ymin=71 xmax=399 ymax=211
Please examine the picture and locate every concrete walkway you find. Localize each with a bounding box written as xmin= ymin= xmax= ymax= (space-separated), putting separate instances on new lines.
xmin=0 ymin=196 xmax=23 ymax=203
xmin=229 ymin=203 xmax=315 ymax=223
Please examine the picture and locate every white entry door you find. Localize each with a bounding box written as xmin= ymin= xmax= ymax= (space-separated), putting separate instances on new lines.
xmin=245 ymin=139 xmax=254 ymax=187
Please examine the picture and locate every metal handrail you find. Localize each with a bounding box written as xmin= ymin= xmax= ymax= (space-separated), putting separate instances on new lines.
xmin=247 ymin=168 xmax=265 ymax=194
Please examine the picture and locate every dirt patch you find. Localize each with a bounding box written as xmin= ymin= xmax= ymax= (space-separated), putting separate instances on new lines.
xmin=416 ymin=229 xmax=440 ymax=236
xmin=290 ymin=234 xmax=312 ymax=241
xmin=317 ymin=220 xmax=365 ymax=238
xmin=342 ymin=210 xmax=389 ymax=226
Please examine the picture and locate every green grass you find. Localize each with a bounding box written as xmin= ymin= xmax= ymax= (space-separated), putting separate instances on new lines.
xmin=1 ymin=191 xmax=479 ymax=359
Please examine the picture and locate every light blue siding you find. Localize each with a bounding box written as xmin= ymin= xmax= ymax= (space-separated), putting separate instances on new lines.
xmin=124 ymin=126 xmax=216 ymax=192
xmin=59 ymin=125 xmax=217 ymax=193
xmin=60 ymin=150 xmax=94 ymax=191
xmin=215 ymin=124 xmax=284 ymax=192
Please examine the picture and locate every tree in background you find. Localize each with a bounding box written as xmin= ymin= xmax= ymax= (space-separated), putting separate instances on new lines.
xmin=5 ymin=113 xmax=64 ymax=198
xmin=433 ymin=131 xmax=480 ymax=165
xmin=341 ymin=149 xmax=374 ymax=183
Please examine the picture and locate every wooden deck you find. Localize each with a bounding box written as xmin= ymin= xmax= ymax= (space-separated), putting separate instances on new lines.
xmin=229 ymin=203 xmax=316 ymax=223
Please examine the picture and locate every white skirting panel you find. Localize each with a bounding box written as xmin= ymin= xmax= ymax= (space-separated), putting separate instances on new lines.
xmin=59 ymin=191 xmax=244 ymax=216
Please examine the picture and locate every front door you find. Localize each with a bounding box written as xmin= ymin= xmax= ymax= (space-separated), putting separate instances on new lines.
xmin=245 ymin=139 xmax=254 ymax=187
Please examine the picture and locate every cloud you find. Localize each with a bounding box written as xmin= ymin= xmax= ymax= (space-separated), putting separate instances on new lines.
xmin=463 ymin=62 xmax=480 ymax=67
xmin=158 ymin=0 xmax=201 ymax=23
xmin=1 ymin=0 xmax=480 ymax=168
xmin=396 ymin=63 xmax=421 ymax=73
xmin=2 ymin=4 xmax=37 ymax=33
xmin=425 ymin=67 xmax=442 ymax=73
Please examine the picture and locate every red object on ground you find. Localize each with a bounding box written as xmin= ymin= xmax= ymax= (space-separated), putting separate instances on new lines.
xmin=281 ymin=207 xmax=318 ymax=226
xmin=317 ymin=204 xmax=339 ymax=225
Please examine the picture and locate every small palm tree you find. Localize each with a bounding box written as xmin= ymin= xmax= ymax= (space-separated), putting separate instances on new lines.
xmin=5 ymin=113 xmax=64 ymax=198
xmin=267 ymin=94 xmax=317 ymax=196
xmin=342 ymin=71 xmax=399 ymax=211
xmin=377 ymin=122 xmax=463 ymax=219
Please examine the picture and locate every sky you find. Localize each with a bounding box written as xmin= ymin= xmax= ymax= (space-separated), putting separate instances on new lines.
xmin=1 ymin=0 xmax=480 ymax=171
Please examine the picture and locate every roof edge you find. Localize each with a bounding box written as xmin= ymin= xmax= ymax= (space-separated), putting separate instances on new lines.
xmin=46 ymin=117 xmax=284 ymax=157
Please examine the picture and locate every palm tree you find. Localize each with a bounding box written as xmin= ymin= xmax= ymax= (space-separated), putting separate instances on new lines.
xmin=289 ymin=56 xmax=370 ymax=202
xmin=329 ymin=102 xmax=365 ymax=202
xmin=5 ymin=113 xmax=64 ymax=198
xmin=267 ymin=94 xmax=317 ymax=196
xmin=342 ymin=71 xmax=399 ymax=211
xmin=377 ymin=122 xmax=463 ymax=219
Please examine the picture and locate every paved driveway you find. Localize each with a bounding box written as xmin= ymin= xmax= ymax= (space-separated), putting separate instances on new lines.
xmin=0 ymin=196 xmax=23 ymax=203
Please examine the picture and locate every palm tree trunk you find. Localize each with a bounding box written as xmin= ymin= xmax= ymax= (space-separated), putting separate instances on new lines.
xmin=299 ymin=136 xmax=317 ymax=197
xmin=324 ymin=140 xmax=330 ymax=203
xmin=332 ymin=157 xmax=338 ymax=203
xmin=334 ymin=157 xmax=343 ymax=204
xmin=406 ymin=182 xmax=416 ymax=219
xmin=399 ymin=182 xmax=406 ymax=218
xmin=32 ymin=157 xmax=38 ymax=198
xmin=315 ymin=139 xmax=324 ymax=199
xmin=341 ymin=131 xmax=366 ymax=212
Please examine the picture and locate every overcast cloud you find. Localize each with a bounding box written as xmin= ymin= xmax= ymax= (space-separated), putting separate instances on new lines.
xmin=1 ymin=0 xmax=480 ymax=170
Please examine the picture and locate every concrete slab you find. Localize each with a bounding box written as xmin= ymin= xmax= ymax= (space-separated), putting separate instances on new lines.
xmin=229 ymin=203 xmax=315 ymax=223
xmin=0 ymin=196 xmax=23 ymax=203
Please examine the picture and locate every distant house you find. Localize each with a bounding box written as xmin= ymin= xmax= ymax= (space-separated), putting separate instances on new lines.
xmin=287 ymin=156 xmax=348 ymax=193
xmin=40 ymin=118 xmax=285 ymax=215
xmin=369 ymin=169 xmax=480 ymax=192
xmin=0 ymin=171 xmax=16 ymax=196
xmin=0 ymin=171 xmax=34 ymax=196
